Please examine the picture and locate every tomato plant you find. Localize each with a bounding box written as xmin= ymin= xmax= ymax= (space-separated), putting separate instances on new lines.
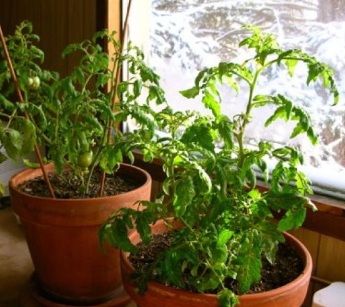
xmin=0 ymin=21 xmax=167 ymax=196
xmin=101 ymin=27 xmax=339 ymax=307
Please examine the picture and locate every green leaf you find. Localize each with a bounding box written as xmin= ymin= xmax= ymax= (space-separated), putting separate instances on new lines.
xmin=136 ymin=211 xmax=153 ymax=245
xmin=0 ymin=128 xmax=22 ymax=160
xmin=139 ymin=66 xmax=155 ymax=82
xmin=147 ymin=85 xmax=166 ymax=105
xmin=217 ymin=229 xmax=234 ymax=247
xmin=217 ymin=116 xmax=234 ymax=149
xmin=102 ymin=217 xmax=137 ymax=254
xmin=306 ymin=62 xmax=323 ymax=85
xmin=99 ymin=147 xmax=122 ymax=173
xmin=197 ymin=270 xmax=223 ymax=292
xmin=162 ymin=246 xmax=198 ymax=288
xmin=10 ymin=117 xmax=36 ymax=155
xmin=218 ymin=288 xmax=239 ymax=307
xmin=179 ymin=86 xmax=199 ymax=99
xmin=252 ymin=94 xmax=272 ymax=108
xmin=196 ymin=164 xmax=212 ymax=193
xmin=278 ymin=207 xmax=306 ymax=231
xmin=285 ymin=58 xmax=298 ymax=77
xmin=181 ymin=121 xmax=215 ymax=152
xmin=0 ymin=93 xmax=15 ymax=111
xmin=28 ymin=104 xmax=48 ymax=131
xmin=173 ymin=177 xmax=195 ymax=217
xmin=211 ymin=245 xmax=228 ymax=264
xmin=126 ymin=150 xmax=135 ymax=164
xmin=237 ymin=231 xmax=262 ymax=293
xmin=202 ymin=89 xmax=221 ymax=117
xmin=265 ymin=106 xmax=286 ymax=127
xmin=133 ymin=79 xmax=142 ymax=97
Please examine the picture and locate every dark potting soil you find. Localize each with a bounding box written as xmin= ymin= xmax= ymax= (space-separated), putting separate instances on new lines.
xmin=129 ymin=232 xmax=304 ymax=295
xmin=17 ymin=169 xmax=141 ymax=199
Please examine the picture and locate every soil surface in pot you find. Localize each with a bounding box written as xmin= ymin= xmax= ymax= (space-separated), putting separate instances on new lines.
xmin=17 ymin=169 xmax=141 ymax=199
xmin=129 ymin=232 xmax=304 ymax=295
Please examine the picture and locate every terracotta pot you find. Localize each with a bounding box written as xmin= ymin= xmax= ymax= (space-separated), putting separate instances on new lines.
xmin=10 ymin=163 xmax=152 ymax=306
xmin=121 ymin=220 xmax=312 ymax=307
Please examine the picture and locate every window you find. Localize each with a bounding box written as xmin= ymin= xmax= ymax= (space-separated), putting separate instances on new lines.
xmin=126 ymin=0 xmax=345 ymax=201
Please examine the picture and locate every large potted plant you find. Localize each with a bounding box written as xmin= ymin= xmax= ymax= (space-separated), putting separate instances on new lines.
xmin=100 ymin=26 xmax=339 ymax=307
xmin=0 ymin=21 xmax=165 ymax=306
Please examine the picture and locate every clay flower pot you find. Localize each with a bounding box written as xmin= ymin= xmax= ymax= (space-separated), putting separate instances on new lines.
xmin=120 ymin=219 xmax=312 ymax=307
xmin=10 ymin=163 xmax=151 ymax=306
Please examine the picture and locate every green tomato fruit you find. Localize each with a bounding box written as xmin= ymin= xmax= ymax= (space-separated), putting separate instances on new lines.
xmin=31 ymin=76 xmax=40 ymax=89
xmin=28 ymin=76 xmax=40 ymax=90
xmin=77 ymin=151 xmax=93 ymax=168
xmin=27 ymin=77 xmax=34 ymax=88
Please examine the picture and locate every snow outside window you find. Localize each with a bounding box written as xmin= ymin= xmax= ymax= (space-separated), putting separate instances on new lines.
xmin=126 ymin=0 xmax=345 ymax=201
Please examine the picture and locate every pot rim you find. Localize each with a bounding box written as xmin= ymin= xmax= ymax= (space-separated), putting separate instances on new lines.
xmin=9 ymin=162 xmax=152 ymax=202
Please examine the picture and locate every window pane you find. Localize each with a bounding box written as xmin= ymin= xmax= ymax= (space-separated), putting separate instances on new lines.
xmin=149 ymin=0 xmax=345 ymax=199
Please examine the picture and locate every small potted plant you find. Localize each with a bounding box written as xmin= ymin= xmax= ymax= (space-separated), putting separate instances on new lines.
xmin=100 ymin=26 xmax=339 ymax=307
xmin=0 ymin=21 xmax=166 ymax=306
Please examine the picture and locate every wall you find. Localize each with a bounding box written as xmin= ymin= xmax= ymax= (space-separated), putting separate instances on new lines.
xmin=291 ymin=228 xmax=345 ymax=306
xmin=0 ymin=0 xmax=98 ymax=76
xmin=0 ymin=0 xmax=103 ymax=193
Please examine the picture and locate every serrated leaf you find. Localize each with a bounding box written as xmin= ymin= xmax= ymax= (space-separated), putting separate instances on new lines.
xmin=0 ymin=93 xmax=15 ymax=111
xmin=0 ymin=129 xmax=22 ymax=160
xmin=285 ymin=58 xmax=298 ymax=77
xmin=202 ymin=90 xmax=221 ymax=117
xmin=147 ymin=85 xmax=166 ymax=105
xmin=196 ymin=164 xmax=212 ymax=193
xmin=108 ymin=218 xmax=137 ymax=254
xmin=217 ymin=229 xmax=234 ymax=247
xmin=211 ymin=245 xmax=228 ymax=264
xmin=179 ymin=86 xmax=199 ymax=99
xmin=265 ymin=106 xmax=286 ymax=127
xmin=162 ymin=246 xmax=198 ymax=288
xmin=28 ymin=104 xmax=48 ymax=131
xmin=237 ymin=232 xmax=262 ymax=293
xmin=126 ymin=150 xmax=134 ymax=164
xmin=133 ymin=79 xmax=142 ymax=97
xmin=217 ymin=116 xmax=234 ymax=149
xmin=173 ymin=177 xmax=195 ymax=217
xmin=181 ymin=121 xmax=215 ymax=151
xmin=218 ymin=288 xmax=239 ymax=307
xmin=136 ymin=211 xmax=153 ymax=244
xmin=197 ymin=271 xmax=222 ymax=292
xmin=252 ymin=94 xmax=271 ymax=107
xmin=277 ymin=207 xmax=306 ymax=231
xmin=10 ymin=117 xmax=36 ymax=155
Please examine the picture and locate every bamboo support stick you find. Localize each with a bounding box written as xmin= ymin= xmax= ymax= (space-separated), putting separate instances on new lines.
xmin=99 ymin=0 xmax=133 ymax=197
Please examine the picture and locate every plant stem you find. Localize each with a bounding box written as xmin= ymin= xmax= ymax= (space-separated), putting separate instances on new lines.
xmin=237 ymin=66 xmax=263 ymax=168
